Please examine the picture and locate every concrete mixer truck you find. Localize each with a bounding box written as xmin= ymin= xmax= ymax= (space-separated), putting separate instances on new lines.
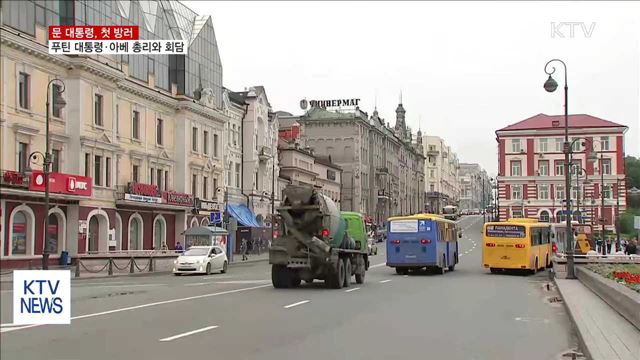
xmin=269 ymin=185 xmax=369 ymax=289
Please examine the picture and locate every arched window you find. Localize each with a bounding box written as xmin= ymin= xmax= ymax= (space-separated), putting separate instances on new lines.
xmin=539 ymin=210 xmax=550 ymax=223
xmin=190 ymin=217 xmax=199 ymax=228
xmin=88 ymin=217 xmax=99 ymax=253
xmin=573 ymin=210 xmax=582 ymax=224
xmin=11 ymin=211 xmax=28 ymax=255
xmin=153 ymin=215 xmax=166 ymax=250
xmin=200 ymin=217 xmax=209 ymax=226
xmin=47 ymin=214 xmax=59 ymax=253
xmin=129 ymin=216 xmax=142 ymax=250
xmin=556 ymin=210 xmax=566 ymax=223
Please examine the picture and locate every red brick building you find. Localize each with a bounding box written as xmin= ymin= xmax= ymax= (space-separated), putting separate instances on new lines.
xmin=495 ymin=114 xmax=628 ymax=232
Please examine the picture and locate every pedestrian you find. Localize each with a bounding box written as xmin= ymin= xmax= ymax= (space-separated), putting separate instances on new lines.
xmin=624 ymin=240 xmax=637 ymax=256
xmin=241 ymin=238 xmax=248 ymax=261
xmin=175 ymin=242 xmax=184 ymax=253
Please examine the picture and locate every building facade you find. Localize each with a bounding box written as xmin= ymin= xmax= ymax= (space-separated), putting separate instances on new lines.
xmin=424 ymin=136 xmax=460 ymax=213
xmin=296 ymin=102 xmax=425 ymax=223
xmin=495 ymin=113 xmax=628 ymax=233
xmin=458 ymin=163 xmax=491 ymax=211
xmin=0 ymin=0 xmax=228 ymax=265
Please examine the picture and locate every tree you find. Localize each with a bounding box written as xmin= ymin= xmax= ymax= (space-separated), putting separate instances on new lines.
xmin=625 ymin=156 xmax=640 ymax=190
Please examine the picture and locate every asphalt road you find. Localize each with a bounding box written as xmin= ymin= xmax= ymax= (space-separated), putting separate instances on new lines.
xmin=0 ymin=215 xmax=578 ymax=360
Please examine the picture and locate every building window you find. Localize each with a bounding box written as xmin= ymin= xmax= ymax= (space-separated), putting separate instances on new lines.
xmin=132 ymin=165 xmax=139 ymax=182
xmin=156 ymin=118 xmax=163 ymax=145
xmin=192 ymin=127 xmax=198 ymax=152
xmin=52 ymin=84 xmax=63 ymax=118
xmin=18 ymin=142 xmax=29 ymax=173
xmin=203 ymin=176 xmax=208 ymax=199
xmin=539 ymin=184 xmax=549 ymax=200
xmin=129 ymin=217 xmax=142 ymax=250
xmin=511 ymin=139 xmax=522 ymax=153
xmin=571 ymin=137 xmax=581 ymax=152
xmin=555 ymin=138 xmax=563 ymax=152
xmin=602 ymin=184 xmax=612 ymax=199
xmin=512 ymin=208 xmax=523 ymax=218
xmin=538 ymin=138 xmax=548 ymax=153
xmin=51 ymin=149 xmax=61 ymax=173
xmin=511 ymin=185 xmax=522 ymax=200
xmin=192 ymin=174 xmax=197 ymax=196
xmin=510 ymin=161 xmax=521 ymax=176
xmin=203 ymin=130 xmax=209 ymax=155
xmin=18 ymin=72 xmax=30 ymax=109
xmin=11 ymin=210 xmax=29 ymax=255
xmin=555 ymin=161 xmax=564 ymax=176
xmin=94 ymin=155 xmax=102 ymax=186
xmin=556 ymin=185 xmax=565 ymax=200
xmin=157 ymin=169 xmax=164 ymax=191
xmin=115 ymin=103 xmax=120 ymax=135
xmin=235 ymin=164 xmax=241 ymax=188
xmin=164 ymin=171 xmax=169 ymax=191
xmin=601 ymin=159 xmax=611 ymax=175
xmin=105 ymin=157 xmax=111 ymax=187
xmin=327 ymin=169 xmax=336 ymax=181
xmin=94 ymin=94 xmax=103 ymax=127
xmin=600 ymin=136 xmax=610 ymax=151
xmin=571 ymin=185 xmax=579 ymax=200
xmin=430 ymin=169 xmax=435 ymax=178
xmin=154 ymin=216 xmax=166 ymax=250
xmin=84 ymin=153 xmax=90 ymax=177
xmin=538 ymin=160 xmax=549 ymax=176
xmin=213 ymin=134 xmax=219 ymax=157
xmin=539 ymin=210 xmax=550 ymax=222
xmin=132 ymin=111 xmax=140 ymax=140
xmin=213 ymin=178 xmax=218 ymax=194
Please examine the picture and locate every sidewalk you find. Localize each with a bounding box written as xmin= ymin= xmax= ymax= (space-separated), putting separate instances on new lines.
xmin=555 ymin=278 xmax=640 ymax=360
xmin=0 ymin=252 xmax=269 ymax=284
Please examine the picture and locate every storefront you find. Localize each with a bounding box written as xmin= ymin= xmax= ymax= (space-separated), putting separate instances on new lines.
xmin=1 ymin=170 xmax=93 ymax=268
xmin=115 ymin=182 xmax=193 ymax=251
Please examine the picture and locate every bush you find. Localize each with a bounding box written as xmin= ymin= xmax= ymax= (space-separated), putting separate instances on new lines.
xmin=620 ymin=208 xmax=640 ymax=235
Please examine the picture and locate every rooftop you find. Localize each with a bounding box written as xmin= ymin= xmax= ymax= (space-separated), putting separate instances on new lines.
xmin=498 ymin=113 xmax=627 ymax=132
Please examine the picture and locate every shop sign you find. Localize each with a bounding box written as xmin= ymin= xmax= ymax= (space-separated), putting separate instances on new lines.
xmin=124 ymin=193 xmax=163 ymax=203
xmin=163 ymin=191 xmax=194 ymax=207
xmin=309 ymin=98 xmax=360 ymax=108
xmin=196 ymin=198 xmax=221 ymax=211
xmin=127 ymin=182 xmax=159 ymax=197
xmin=1 ymin=170 xmax=29 ymax=188
xmin=29 ymin=171 xmax=92 ymax=196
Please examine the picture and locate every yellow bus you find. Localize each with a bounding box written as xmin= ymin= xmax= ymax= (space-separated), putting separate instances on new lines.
xmin=482 ymin=218 xmax=552 ymax=274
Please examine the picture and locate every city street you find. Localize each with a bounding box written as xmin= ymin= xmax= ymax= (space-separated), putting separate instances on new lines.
xmin=0 ymin=216 xmax=578 ymax=360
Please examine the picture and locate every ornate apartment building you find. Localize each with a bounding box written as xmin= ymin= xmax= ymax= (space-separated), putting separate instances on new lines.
xmin=294 ymin=102 xmax=425 ymax=224
xmin=495 ymin=113 xmax=628 ymax=232
xmin=458 ymin=163 xmax=491 ymax=211
xmin=0 ymin=0 xmax=243 ymax=266
xmin=423 ymin=136 xmax=460 ymax=213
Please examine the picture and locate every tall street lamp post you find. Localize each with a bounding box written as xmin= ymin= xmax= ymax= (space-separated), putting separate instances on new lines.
xmin=28 ymin=79 xmax=66 ymax=270
xmin=544 ymin=59 xmax=575 ymax=279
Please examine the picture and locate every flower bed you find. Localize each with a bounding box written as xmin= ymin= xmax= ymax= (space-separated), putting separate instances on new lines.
xmin=586 ymin=263 xmax=640 ymax=293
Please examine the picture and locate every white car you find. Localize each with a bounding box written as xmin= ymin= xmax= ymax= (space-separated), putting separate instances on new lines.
xmin=173 ymin=245 xmax=228 ymax=275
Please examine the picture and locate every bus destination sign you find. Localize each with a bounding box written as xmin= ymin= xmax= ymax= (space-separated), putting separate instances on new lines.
xmin=485 ymin=225 xmax=526 ymax=238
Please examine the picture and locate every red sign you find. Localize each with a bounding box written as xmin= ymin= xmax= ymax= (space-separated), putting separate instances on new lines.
xmin=128 ymin=182 xmax=159 ymax=197
xmin=49 ymin=26 xmax=139 ymax=40
xmin=1 ymin=170 xmax=29 ymax=188
xmin=163 ymin=191 xmax=195 ymax=207
xmin=29 ymin=171 xmax=93 ymax=196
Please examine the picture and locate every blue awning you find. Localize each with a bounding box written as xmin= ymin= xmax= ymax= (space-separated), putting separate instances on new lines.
xmin=226 ymin=204 xmax=262 ymax=227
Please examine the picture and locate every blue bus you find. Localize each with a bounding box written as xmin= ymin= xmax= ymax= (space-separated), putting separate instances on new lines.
xmin=386 ymin=214 xmax=462 ymax=275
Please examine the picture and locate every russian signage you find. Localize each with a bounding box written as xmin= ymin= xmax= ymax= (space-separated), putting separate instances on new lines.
xmin=485 ymin=225 xmax=526 ymax=238
xmin=124 ymin=193 xmax=163 ymax=203
xmin=1 ymin=170 xmax=29 ymax=188
xmin=163 ymin=191 xmax=194 ymax=207
xmin=29 ymin=171 xmax=92 ymax=196
xmin=309 ymin=99 xmax=360 ymax=108
xmin=13 ymin=270 xmax=71 ymax=325
xmin=125 ymin=182 xmax=162 ymax=203
xmin=196 ymin=198 xmax=221 ymax=212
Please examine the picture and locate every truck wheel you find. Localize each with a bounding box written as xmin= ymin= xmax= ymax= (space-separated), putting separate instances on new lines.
xmin=355 ymin=270 xmax=365 ymax=284
xmin=396 ymin=267 xmax=408 ymax=275
xmin=291 ymin=273 xmax=301 ymax=288
xmin=332 ymin=259 xmax=345 ymax=289
xmin=272 ymin=265 xmax=290 ymax=288
xmin=343 ymin=258 xmax=352 ymax=288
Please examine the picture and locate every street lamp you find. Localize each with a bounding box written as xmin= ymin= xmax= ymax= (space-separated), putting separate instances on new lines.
xmin=543 ymin=59 xmax=575 ymax=279
xmin=26 ymin=79 xmax=66 ymax=270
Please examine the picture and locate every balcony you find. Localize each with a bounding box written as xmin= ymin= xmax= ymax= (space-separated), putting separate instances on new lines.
xmin=258 ymin=146 xmax=272 ymax=162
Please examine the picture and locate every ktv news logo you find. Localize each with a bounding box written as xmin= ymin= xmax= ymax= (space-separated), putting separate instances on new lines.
xmin=13 ymin=270 xmax=71 ymax=325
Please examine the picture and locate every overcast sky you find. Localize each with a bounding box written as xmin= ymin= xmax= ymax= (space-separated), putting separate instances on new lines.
xmin=184 ymin=1 xmax=640 ymax=176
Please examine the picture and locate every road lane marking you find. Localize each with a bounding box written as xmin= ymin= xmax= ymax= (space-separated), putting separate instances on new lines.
xmin=284 ymin=300 xmax=310 ymax=309
xmin=345 ymin=287 xmax=360 ymax=292
xmin=216 ymin=280 xmax=270 ymax=284
xmin=369 ymin=263 xmax=386 ymax=268
xmin=184 ymin=282 xmax=211 ymax=286
xmin=1 ymin=284 xmax=271 ymax=334
xmin=379 ymin=279 xmax=392 ymax=283
xmin=159 ymin=325 xmax=218 ymax=342
xmin=83 ymin=284 xmax=166 ymax=289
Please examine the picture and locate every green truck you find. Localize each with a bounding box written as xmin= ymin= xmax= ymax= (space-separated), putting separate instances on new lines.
xmin=270 ymin=185 xmax=369 ymax=288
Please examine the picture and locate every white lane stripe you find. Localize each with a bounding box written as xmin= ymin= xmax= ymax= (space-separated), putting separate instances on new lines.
xmin=369 ymin=263 xmax=386 ymax=268
xmin=1 ymin=284 xmax=271 ymax=334
xmin=184 ymin=282 xmax=210 ymax=287
xmin=72 ymin=281 xmax=135 ymax=287
xmin=379 ymin=279 xmax=392 ymax=283
xmin=345 ymin=287 xmax=360 ymax=292
xmin=159 ymin=325 xmax=218 ymax=342
xmin=85 ymin=284 xmax=166 ymax=289
xmin=284 ymin=300 xmax=310 ymax=309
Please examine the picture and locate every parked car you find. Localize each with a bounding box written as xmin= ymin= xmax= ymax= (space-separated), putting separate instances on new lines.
xmin=368 ymin=238 xmax=378 ymax=256
xmin=173 ymin=245 xmax=228 ymax=275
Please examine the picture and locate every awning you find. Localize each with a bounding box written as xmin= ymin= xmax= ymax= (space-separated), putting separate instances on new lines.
xmin=226 ymin=204 xmax=262 ymax=227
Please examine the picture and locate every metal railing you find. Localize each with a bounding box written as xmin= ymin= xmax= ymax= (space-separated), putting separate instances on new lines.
xmin=72 ymin=251 xmax=180 ymax=278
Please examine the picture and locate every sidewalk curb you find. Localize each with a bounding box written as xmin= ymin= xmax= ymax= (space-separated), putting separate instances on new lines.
xmin=554 ymin=278 xmax=592 ymax=360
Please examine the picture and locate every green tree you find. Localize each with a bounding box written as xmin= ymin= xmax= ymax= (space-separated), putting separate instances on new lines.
xmin=625 ymin=156 xmax=640 ymax=190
